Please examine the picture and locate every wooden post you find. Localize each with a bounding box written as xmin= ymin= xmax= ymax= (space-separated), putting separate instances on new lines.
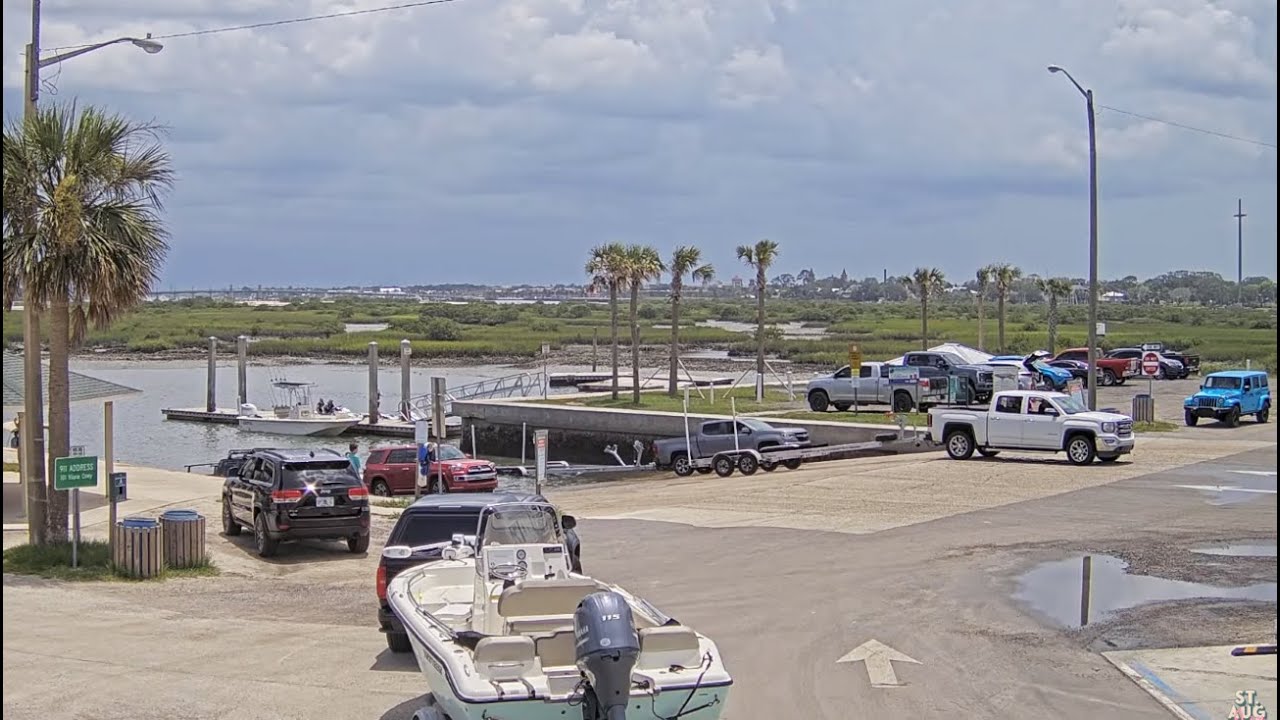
xmin=206 ymin=336 xmax=217 ymax=411
xmin=431 ymin=377 xmax=447 ymax=441
xmin=592 ymin=328 xmax=598 ymax=372
xmin=1079 ymin=555 xmax=1093 ymax=627
xmin=368 ymin=342 xmax=380 ymax=425
xmin=105 ymin=401 xmax=116 ymax=557
xmin=236 ymin=335 xmax=248 ymax=406
xmin=400 ymin=339 xmax=412 ymax=421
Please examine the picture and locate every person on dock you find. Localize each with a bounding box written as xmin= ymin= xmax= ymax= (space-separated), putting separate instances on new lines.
xmin=8 ymin=416 xmax=19 ymax=449
xmin=346 ymin=442 xmax=363 ymax=477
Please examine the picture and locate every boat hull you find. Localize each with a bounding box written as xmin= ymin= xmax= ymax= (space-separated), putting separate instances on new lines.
xmin=237 ymin=417 xmax=359 ymax=437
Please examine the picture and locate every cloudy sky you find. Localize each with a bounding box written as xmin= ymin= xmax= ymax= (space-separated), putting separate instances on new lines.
xmin=3 ymin=0 xmax=1276 ymax=288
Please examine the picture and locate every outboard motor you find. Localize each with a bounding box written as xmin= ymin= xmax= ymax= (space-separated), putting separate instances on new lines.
xmin=573 ymin=591 xmax=639 ymax=720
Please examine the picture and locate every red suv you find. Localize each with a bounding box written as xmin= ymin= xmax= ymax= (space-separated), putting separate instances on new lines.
xmin=363 ymin=443 xmax=499 ymax=496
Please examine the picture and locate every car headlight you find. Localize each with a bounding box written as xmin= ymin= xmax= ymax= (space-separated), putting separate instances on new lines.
xmin=1101 ymin=421 xmax=1116 ymax=433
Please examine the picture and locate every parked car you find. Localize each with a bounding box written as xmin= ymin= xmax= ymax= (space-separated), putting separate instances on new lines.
xmin=221 ymin=448 xmax=371 ymax=557
xmin=653 ymin=418 xmax=810 ymax=476
xmin=363 ymin=443 xmax=499 ymax=495
xmin=927 ymin=390 xmax=1135 ymax=465
xmin=1053 ymin=348 xmax=1137 ymax=386
xmin=806 ymin=361 xmax=949 ymax=413
xmin=901 ymin=351 xmax=994 ymax=403
xmin=1183 ymin=370 xmax=1271 ymax=427
xmin=1105 ymin=347 xmax=1186 ymax=380
xmin=1047 ymin=359 xmax=1095 ymax=388
xmin=376 ymin=492 xmax=581 ymax=652
xmin=1142 ymin=342 xmax=1201 ymax=376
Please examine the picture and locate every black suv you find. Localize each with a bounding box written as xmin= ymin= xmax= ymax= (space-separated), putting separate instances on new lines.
xmin=376 ymin=492 xmax=581 ymax=653
xmin=221 ymin=448 xmax=371 ymax=557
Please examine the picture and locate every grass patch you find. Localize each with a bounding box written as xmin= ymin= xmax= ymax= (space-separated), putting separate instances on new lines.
xmin=539 ymin=387 xmax=802 ymax=414
xmin=371 ymin=497 xmax=414 ymax=508
xmin=757 ymin=410 xmax=928 ymax=426
xmin=2 ymin=462 xmax=18 ymax=473
xmin=2 ymin=540 xmax=219 ymax=582
xmin=1133 ymin=420 xmax=1179 ymax=433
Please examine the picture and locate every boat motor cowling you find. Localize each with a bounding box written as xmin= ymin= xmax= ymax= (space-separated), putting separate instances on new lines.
xmin=573 ymin=591 xmax=639 ymax=720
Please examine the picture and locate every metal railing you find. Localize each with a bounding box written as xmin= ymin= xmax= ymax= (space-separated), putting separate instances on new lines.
xmin=403 ymin=371 xmax=547 ymax=420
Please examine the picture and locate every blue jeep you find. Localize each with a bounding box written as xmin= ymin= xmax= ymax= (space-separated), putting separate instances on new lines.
xmin=1183 ymin=370 xmax=1271 ymax=427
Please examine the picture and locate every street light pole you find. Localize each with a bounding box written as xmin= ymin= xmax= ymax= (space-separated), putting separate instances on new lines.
xmin=19 ymin=0 xmax=162 ymax=542
xmin=1048 ymin=65 xmax=1100 ymax=411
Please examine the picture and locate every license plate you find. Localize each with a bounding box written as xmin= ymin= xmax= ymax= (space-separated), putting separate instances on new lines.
xmin=316 ymin=496 xmax=334 ymax=508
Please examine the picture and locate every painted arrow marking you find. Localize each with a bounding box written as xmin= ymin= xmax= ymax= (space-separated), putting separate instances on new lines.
xmin=837 ymin=639 xmax=921 ymax=688
xmin=1175 ymin=484 xmax=1277 ymax=494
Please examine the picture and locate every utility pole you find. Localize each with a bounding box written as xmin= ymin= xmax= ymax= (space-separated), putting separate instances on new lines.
xmin=1234 ymin=199 xmax=1246 ymax=305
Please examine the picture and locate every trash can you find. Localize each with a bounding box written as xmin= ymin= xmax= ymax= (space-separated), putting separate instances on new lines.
xmin=160 ymin=509 xmax=207 ymax=569
xmin=114 ymin=516 xmax=163 ymax=579
xmin=1131 ymin=394 xmax=1155 ymax=423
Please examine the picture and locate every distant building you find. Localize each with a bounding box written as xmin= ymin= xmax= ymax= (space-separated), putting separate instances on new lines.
xmin=377 ymin=287 xmax=405 ymax=295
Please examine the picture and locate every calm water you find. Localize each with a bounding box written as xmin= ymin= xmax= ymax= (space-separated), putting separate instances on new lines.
xmin=3 ymin=359 xmax=580 ymax=471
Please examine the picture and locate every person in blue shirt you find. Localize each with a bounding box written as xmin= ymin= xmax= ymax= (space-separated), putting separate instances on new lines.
xmin=346 ymin=442 xmax=363 ymax=477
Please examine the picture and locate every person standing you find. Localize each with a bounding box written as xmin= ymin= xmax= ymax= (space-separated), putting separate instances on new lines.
xmin=346 ymin=442 xmax=363 ymax=478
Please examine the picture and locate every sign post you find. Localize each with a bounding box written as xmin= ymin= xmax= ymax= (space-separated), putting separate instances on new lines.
xmin=534 ymin=429 xmax=548 ymax=495
xmin=54 ymin=447 xmax=98 ymax=568
xmin=414 ymin=419 xmax=429 ymax=499
xmin=848 ymin=344 xmax=863 ymax=412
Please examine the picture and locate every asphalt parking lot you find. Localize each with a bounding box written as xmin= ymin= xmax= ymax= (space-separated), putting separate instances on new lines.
xmin=2 ymin=416 xmax=1276 ymax=720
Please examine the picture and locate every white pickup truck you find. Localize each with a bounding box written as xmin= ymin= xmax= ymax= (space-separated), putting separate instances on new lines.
xmin=927 ymin=390 xmax=1135 ymax=465
xmin=807 ymin=361 xmax=950 ymax=413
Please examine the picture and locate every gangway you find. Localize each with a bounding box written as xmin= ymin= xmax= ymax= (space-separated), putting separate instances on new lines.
xmin=401 ymin=371 xmax=546 ymax=420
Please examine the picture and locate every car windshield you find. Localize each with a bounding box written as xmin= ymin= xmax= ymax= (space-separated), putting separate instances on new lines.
xmin=1054 ymin=396 xmax=1089 ymax=415
xmin=739 ymin=418 xmax=774 ymax=431
xmin=479 ymin=505 xmax=560 ymax=546
xmin=435 ymin=445 xmax=466 ymax=461
xmin=392 ymin=511 xmax=480 ymax=549
xmin=280 ymin=460 xmax=360 ymax=488
xmin=1204 ymin=376 xmax=1242 ymax=390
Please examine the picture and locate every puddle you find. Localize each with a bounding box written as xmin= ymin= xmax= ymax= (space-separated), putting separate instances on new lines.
xmin=1014 ymin=555 xmax=1277 ymax=628
xmin=1192 ymin=543 xmax=1278 ymax=558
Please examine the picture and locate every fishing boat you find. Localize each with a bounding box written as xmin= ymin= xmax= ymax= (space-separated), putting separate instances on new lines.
xmin=236 ymin=380 xmax=361 ymax=437
xmin=386 ymin=501 xmax=732 ymax=720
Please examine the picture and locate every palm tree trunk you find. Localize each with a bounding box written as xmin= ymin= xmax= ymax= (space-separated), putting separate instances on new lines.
xmin=1047 ymin=296 xmax=1059 ymax=353
xmin=609 ymin=282 xmax=619 ymax=401
xmin=997 ymin=294 xmax=1007 ymax=352
xmin=976 ymin=295 xmax=985 ymax=351
xmin=46 ymin=297 xmax=71 ymax=541
xmin=630 ymin=283 xmax=642 ymax=405
xmin=921 ymin=295 xmax=929 ymax=349
xmin=22 ymin=307 xmax=49 ymax=545
xmin=755 ymin=270 xmax=765 ymax=392
xmin=667 ymin=280 xmax=681 ymax=396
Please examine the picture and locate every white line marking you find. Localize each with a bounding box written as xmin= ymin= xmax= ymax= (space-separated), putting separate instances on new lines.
xmin=1175 ymin=484 xmax=1277 ymax=495
xmin=1230 ymin=470 xmax=1278 ymax=477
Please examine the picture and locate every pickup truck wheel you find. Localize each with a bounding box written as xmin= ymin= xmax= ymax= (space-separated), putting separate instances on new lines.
xmin=1184 ymin=410 xmax=1198 ymax=427
xmin=1224 ymin=406 xmax=1241 ymax=428
xmin=977 ymin=449 xmax=1000 ymax=458
xmin=760 ymin=461 xmax=777 ymax=472
xmin=737 ymin=454 xmax=759 ymax=475
xmin=782 ymin=458 xmax=803 ymax=470
xmin=808 ymin=390 xmax=830 ymax=412
xmin=892 ymin=391 xmax=914 ymax=413
xmin=1066 ymin=435 xmax=1096 ymax=465
xmin=1258 ymin=405 xmax=1270 ymax=423
xmin=944 ymin=430 xmax=975 ymax=460
xmin=1101 ymin=369 xmax=1117 ymax=386
xmin=713 ymin=456 xmax=736 ymax=477
xmin=833 ymin=403 xmax=850 ymax=412
xmin=672 ymin=453 xmax=694 ymax=477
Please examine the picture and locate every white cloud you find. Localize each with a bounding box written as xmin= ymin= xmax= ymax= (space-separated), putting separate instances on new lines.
xmin=1 ymin=0 xmax=1275 ymax=286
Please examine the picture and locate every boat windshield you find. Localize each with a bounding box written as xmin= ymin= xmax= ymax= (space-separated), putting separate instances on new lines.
xmin=478 ymin=505 xmax=560 ymax=547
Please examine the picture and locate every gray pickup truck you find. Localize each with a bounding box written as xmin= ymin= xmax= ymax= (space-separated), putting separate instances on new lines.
xmin=653 ymin=418 xmax=811 ymax=476
xmin=901 ymin=351 xmax=994 ymax=404
xmin=807 ymin=361 xmax=949 ymax=413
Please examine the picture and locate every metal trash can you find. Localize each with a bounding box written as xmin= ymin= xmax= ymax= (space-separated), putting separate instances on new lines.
xmin=114 ymin=516 xmax=163 ymax=579
xmin=160 ymin=509 xmax=207 ymax=569
xmin=1131 ymin=394 xmax=1155 ymax=423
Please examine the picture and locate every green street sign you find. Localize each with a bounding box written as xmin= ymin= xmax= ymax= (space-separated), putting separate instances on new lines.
xmin=54 ymin=455 xmax=98 ymax=491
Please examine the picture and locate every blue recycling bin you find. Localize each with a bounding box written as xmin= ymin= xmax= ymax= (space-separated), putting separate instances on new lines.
xmin=121 ymin=516 xmax=158 ymax=530
xmin=160 ymin=509 xmax=200 ymax=522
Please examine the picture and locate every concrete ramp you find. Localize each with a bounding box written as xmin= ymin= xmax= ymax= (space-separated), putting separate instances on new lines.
xmin=1104 ymin=645 xmax=1277 ymax=720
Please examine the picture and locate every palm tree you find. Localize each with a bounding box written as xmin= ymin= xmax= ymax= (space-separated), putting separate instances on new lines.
xmin=666 ymin=246 xmax=714 ymax=396
xmin=3 ymin=103 xmax=173 ymax=542
xmin=623 ymin=245 xmax=664 ymax=404
xmin=736 ymin=239 xmax=780 ymax=401
xmin=584 ymin=243 xmax=629 ymax=400
xmin=993 ymin=263 xmax=1022 ymax=353
xmin=975 ymin=265 xmax=995 ymax=351
xmin=1036 ymin=277 xmax=1074 ymax=353
xmin=903 ymin=268 xmax=946 ymax=349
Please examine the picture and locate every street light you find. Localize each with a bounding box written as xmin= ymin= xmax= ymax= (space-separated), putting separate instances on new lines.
xmin=1048 ymin=64 xmax=1100 ymax=411
xmin=19 ymin=5 xmax=162 ymax=540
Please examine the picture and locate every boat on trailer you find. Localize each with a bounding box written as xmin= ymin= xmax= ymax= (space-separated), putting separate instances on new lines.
xmin=386 ymin=501 xmax=732 ymax=720
xmin=236 ymin=379 xmax=361 ymax=437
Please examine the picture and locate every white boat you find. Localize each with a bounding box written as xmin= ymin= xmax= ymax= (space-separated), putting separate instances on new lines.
xmin=236 ymin=380 xmax=361 ymax=437
xmin=386 ymin=502 xmax=733 ymax=720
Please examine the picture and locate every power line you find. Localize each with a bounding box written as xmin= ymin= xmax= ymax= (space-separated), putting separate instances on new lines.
xmin=1099 ymin=104 xmax=1277 ymax=150
xmin=44 ymin=0 xmax=463 ymax=52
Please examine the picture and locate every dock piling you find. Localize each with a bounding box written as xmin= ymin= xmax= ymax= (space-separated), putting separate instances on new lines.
xmin=236 ymin=335 xmax=248 ymax=406
xmin=368 ymin=342 xmax=380 ymax=425
xmin=400 ymin=339 xmax=412 ymax=421
xmin=431 ymin=377 xmax=447 ymax=441
xmin=206 ymin=337 xmax=217 ymax=412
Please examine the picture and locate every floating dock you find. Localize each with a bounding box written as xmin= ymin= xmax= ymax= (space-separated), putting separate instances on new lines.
xmin=574 ymin=377 xmax=736 ymax=393
xmin=158 ymin=407 xmax=455 ymax=438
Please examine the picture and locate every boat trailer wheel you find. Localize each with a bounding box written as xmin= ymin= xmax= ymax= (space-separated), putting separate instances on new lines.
xmin=713 ymin=455 xmax=736 ymax=477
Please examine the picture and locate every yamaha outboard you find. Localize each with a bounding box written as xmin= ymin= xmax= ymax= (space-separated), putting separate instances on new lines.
xmin=573 ymin=591 xmax=640 ymax=720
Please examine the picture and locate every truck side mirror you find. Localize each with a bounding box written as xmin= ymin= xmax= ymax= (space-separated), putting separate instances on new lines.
xmin=561 ymin=515 xmax=577 ymax=530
